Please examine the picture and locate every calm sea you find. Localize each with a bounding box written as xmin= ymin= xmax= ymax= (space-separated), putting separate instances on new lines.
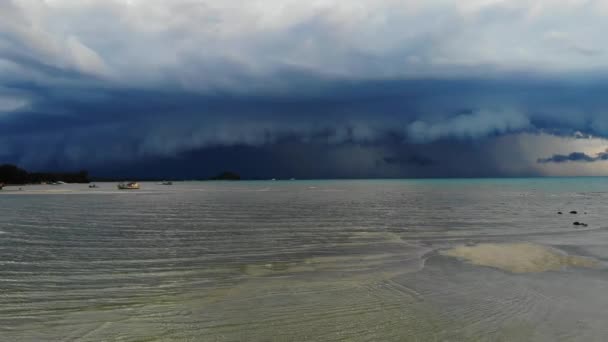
xmin=1 ymin=179 xmax=607 ymax=341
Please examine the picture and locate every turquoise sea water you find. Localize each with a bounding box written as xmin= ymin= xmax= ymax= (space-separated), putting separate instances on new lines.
xmin=1 ymin=179 xmax=607 ymax=341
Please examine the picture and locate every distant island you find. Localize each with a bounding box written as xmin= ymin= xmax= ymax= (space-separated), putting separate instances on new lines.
xmin=209 ymin=171 xmax=241 ymax=181
xmin=0 ymin=164 xmax=90 ymax=184
xmin=0 ymin=164 xmax=243 ymax=184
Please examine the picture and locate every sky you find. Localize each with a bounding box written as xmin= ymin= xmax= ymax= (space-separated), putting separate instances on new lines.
xmin=2 ymin=0 xmax=608 ymax=178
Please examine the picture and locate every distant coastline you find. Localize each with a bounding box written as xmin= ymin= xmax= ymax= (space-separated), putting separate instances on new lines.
xmin=0 ymin=164 xmax=90 ymax=185
xmin=0 ymin=164 xmax=242 ymax=185
xmin=9 ymin=162 xmax=608 ymax=185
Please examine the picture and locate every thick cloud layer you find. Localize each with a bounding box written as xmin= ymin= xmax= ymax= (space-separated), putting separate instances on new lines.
xmin=1 ymin=0 xmax=608 ymax=177
xmin=4 ymin=0 xmax=608 ymax=83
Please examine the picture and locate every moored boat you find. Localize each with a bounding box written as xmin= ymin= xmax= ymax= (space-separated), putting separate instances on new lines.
xmin=117 ymin=182 xmax=140 ymax=190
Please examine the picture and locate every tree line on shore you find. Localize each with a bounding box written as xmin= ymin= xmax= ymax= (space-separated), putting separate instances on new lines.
xmin=0 ymin=164 xmax=90 ymax=184
xmin=0 ymin=164 xmax=242 ymax=184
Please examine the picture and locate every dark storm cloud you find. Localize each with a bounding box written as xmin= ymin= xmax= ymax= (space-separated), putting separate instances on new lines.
xmin=381 ymin=155 xmax=435 ymax=167
xmin=2 ymin=73 xmax=608 ymax=176
xmin=2 ymin=0 xmax=608 ymax=177
xmin=538 ymin=150 xmax=608 ymax=164
xmin=538 ymin=152 xmax=595 ymax=163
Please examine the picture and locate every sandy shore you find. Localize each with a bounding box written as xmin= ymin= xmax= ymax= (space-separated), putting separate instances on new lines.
xmin=441 ymin=242 xmax=597 ymax=273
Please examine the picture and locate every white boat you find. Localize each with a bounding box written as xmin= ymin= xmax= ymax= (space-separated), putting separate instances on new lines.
xmin=159 ymin=181 xmax=173 ymax=185
xmin=117 ymin=182 xmax=140 ymax=190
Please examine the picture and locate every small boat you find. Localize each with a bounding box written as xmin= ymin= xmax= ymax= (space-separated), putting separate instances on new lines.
xmin=160 ymin=181 xmax=173 ymax=185
xmin=89 ymin=184 xmax=99 ymax=189
xmin=117 ymin=182 xmax=140 ymax=190
xmin=0 ymin=183 xmax=4 ymax=190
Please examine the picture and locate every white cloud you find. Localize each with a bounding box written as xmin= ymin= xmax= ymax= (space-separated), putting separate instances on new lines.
xmin=2 ymin=0 xmax=608 ymax=89
xmin=406 ymin=109 xmax=531 ymax=143
xmin=0 ymin=0 xmax=110 ymax=77
xmin=0 ymin=95 xmax=28 ymax=113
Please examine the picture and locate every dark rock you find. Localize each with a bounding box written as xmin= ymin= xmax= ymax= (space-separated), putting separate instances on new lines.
xmin=573 ymin=222 xmax=582 ymax=226
xmin=570 ymin=211 xmax=578 ymax=214
xmin=558 ymin=211 xmax=563 ymax=215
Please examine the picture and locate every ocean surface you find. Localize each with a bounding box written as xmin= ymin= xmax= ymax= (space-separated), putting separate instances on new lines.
xmin=1 ymin=179 xmax=608 ymax=341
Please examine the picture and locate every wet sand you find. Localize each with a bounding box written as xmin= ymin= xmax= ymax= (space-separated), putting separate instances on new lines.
xmin=441 ymin=243 xmax=598 ymax=273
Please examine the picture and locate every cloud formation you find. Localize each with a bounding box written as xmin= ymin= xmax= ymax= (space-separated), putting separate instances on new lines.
xmin=1 ymin=0 xmax=608 ymax=177
xmin=3 ymin=0 xmax=608 ymax=85
xmin=407 ymin=110 xmax=531 ymax=143
xmin=538 ymin=150 xmax=608 ymax=164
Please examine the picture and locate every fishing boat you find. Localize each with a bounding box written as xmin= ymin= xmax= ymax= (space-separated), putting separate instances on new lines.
xmin=117 ymin=182 xmax=140 ymax=190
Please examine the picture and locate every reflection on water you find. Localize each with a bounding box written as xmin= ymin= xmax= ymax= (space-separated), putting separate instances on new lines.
xmin=1 ymin=179 xmax=608 ymax=341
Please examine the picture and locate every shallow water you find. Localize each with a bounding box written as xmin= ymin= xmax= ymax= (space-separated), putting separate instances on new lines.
xmin=1 ymin=179 xmax=608 ymax=341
